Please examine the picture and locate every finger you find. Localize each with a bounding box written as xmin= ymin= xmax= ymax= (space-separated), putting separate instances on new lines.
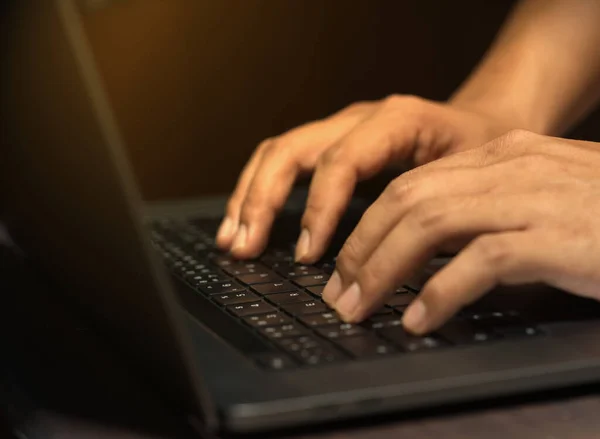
xmin=296 ymin=99 xmax=429 ymax=264
xmin=230 ymin=105 xmax=376 ymax=259
xmin=324 ymin=166 xmax=497 ymax=305
xmin=332 ymin=193 xmax=541 ymax=322
xmin=216 ymin=139 xmax=271 ymax=249
xmin=326 ymin=136 xmax=564 ymax=301
xmin=402 ymin=230 xmax=556 ymax=335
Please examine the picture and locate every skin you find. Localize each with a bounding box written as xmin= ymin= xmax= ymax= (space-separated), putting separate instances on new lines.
xmin=217 ymin=0 xmax=600 ymax=333
xmin=328 ymin=130 xmax=600 ymax=334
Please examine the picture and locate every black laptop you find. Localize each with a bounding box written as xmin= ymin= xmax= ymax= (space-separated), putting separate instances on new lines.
xmin=3 ymin=0 xmax=600 ymax=435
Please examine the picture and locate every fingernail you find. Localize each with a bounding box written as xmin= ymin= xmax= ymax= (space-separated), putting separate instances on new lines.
xmin=232 ymin=224 xmax=248 ymax=251
xmin=217 ymin=217 xmax=235 ymax=243
xmin=334 ymin=282 xmax=362 ymax=321
xmin=402 ymin=300 xmax=427 ymax=333
xmin=295 ymin=228 xmax=311 ymax=262
xmin=322 ymin=270 xmax=342 ymax=305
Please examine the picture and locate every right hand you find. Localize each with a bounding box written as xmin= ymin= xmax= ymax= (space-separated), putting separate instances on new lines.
xmin=216 ymin=94 xmax=525 ymax=262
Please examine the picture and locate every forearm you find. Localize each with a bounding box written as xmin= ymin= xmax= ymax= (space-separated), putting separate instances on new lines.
xmin=450 ymin=0 xmax=600 ymax=136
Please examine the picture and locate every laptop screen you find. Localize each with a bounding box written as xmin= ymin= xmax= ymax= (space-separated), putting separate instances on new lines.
xmin=0 ymin=0 xmax=214 ymax=426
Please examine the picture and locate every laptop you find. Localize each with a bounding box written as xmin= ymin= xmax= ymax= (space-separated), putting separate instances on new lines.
xmin=3 ymin=0 xmax=600 ymax=435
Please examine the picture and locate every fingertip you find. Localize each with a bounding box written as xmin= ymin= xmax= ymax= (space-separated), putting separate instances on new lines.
xmin=216 ymin=217 xmax=237 ymax=249
xmin=230 ymin=224 xmax=249 ymax=256
xmin=333 ymin=282 xmax=362 ymax=320
xmin=230 ymin=223 xmax=270 ymax=260
xmin=295 ymin=226 xmax=332 ymax=264
xmin=294 ymin=228 xmax=311 ymax=262
xmin=402 ymin=299 xmax=429 ymax=335
xmin=322 ymin=270 xmax=343 ymax=305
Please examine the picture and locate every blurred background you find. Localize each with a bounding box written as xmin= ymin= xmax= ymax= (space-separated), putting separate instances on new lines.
xmin=79 ymin=0 xmax=600 ymax=201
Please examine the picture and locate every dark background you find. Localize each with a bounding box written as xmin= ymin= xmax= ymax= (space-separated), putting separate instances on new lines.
xmin=80 ymin=0 xmax=600 ymax=201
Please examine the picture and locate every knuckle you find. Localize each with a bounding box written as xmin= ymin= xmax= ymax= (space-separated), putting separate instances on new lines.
xmin=380 ymin=94 xmax=427 ymax=122
xmin=338 ymin=236 xmax=365 ymax=271
xmin=257 ymin=138 xmax=273 ymax=150
xmin=345 ymin=100 xmax=372 ymax=113
xmin=471 ymin=235 xmax=513 ymax=267
xmin=498 ymin=129 xmax=535 ymax=150
xmin=257 ymin=137 xmax=276 ymax=155
xmin=483 ymin=129 xmax=536 ymax=157
xmin=504 ymin=128 xmax=535 ymax=143
xmin=384 ymin=178 xmax=412 ymax=202
xmin=384 ymin=175 xmax=425 ymax=206
xmin=318 ymin=144 xmax=345 ymax=167
xmin=262 ymin=138 xmax=285 ymax=157
xmin=382 ymin=93 xmax=422 ymax=109
xmin=333 ymin=252 xmax=354 ymax=281
xmin=301 ymin=200 xmax=323 ymax=224
xmin=356 ymin=264 xmax=385 ymax=298
xmin=239 ymin=192 xmax=266 ymax=222
xmin=407 ymin=200 xmax=448 ymax=233
xmin=275 ymin=131 xmax=302 ymax=152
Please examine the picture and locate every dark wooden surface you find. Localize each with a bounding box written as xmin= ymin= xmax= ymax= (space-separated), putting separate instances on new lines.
xmin=294 ymin=390 xmax=600 ymax=439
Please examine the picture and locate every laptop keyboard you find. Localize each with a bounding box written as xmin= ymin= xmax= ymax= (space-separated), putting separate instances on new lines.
xmin=150 ymin=216 xmax=543 ymax=371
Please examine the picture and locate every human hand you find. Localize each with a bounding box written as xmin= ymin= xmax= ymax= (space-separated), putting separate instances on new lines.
xmin=216 ymin=95 xmax=519 ymax=261
xmin=322 ymin=130 xmax=600 ymax=334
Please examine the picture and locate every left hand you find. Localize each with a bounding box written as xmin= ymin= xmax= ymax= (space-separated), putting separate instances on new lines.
xmin=322 ymin=130 xmax=600 ymax=334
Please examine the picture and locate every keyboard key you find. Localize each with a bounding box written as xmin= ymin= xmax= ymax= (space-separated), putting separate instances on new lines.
xmin=334 ymin=335 xmax=396 ymax=358
xmin=277 ymin=335 xmax=322 ymax=353
xmin=281 ymin=300 xmax=329 ymax=315
xmin=212 ymin=291 xmax=260 ymax=306
xmin=223 ymin=262 xmax=268 ymax=276
xmin=386 ymin=294 xmax=415 ymax=308
xmin=474 ymin=312 xmax=542 ymax=339
xmin=363 ymin=314 xmax=403 ymax=329
xmin=404 ymin=278 xmax=422 ymax=291
xmin=236 ymin=271 xmax=284 ymax=285
xmin=277 ymin=265 xmax=322 ymax=278
xmin=437 ymin=320 xmax=495 ymax=344
xmin=199 ymin=281 xmax=245 ymax=295
xmin=251 ymin=281 xmax=298 ymax=295
xmin=260 ymin=253 xmax=294 ymax=267
xmin=297 ymin=312 xmax=341 ymax=327
xmin=267 ymin=291 xmax=313 ymax=305
xmin=190 ymin=263 xmax=210 ymax=270
xmin=260 ymin=323 xmax=308 ymax=339
xmin=292 ymin=345 xmax=346 ymax=366
xmin=243 ymin=312 xmax=292 ymax=328
xmin=316 ymin=323 xmax=366 ymax=339
xmin=293 ymin=274 xmax=330 ymax=287
xmin=306 ymin=285 xmax=326 ymax=297
xmin=189 ymin=273 xmax=231 ymax=286
xmin=191 ymin=242 xmax=210 ymax=254
xmin=253 ymin=353 xmax=296 ymax=371
xmin=495 ymin=325 xmax=541 ymax=338
xmin=379 ymin=327 xmax=447 ymax=352
xmin=212 ymin=254 xmax=237 ymax=268
xmin=278 ymin=334 xmax=347 ymax=365
xmin=227 ymin=301 xmax=276 ymax=317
